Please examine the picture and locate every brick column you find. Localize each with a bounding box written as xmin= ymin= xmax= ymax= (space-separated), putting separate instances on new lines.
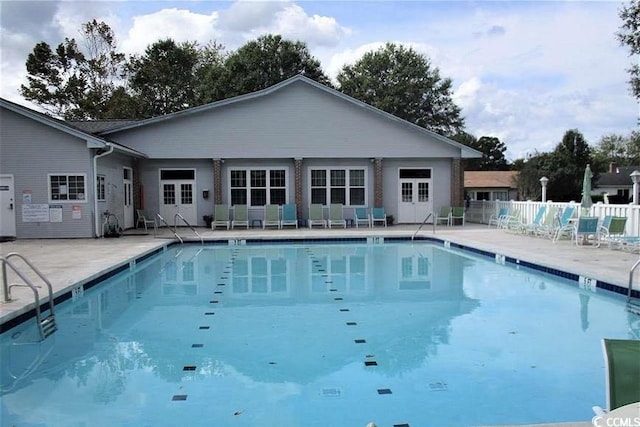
xmin=294 ymin=158 xmax=303 ymax=214
xmin=374 ymin=158 xmax=383 ymax=207
xmin=451 ymin=158 xmax=463 ymax=206
xmin=213 ymin=159 xmax=223 ymax=204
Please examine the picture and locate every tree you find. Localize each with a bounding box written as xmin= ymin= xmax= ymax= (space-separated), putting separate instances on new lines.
xmin=20 ymin=20 xmax=128 ymax=119
xmin=458 ymin=135 xmax=509 ymax=171
xmin=127 ymin=39 xmax=202 ymax=117
xmin=546 ymin=129 xmax=592 ymax=201
xmin=617 ymin=0 xmax=640 ymax=99
xmin=591 ymin=131 xmax=640 ymax=171
xmin=512 ymin=152 xmax=553 ymax=201
xmin=336 ymin=43 xmax=464 ymax=136
xmin=205 ymin=34 xmax=331 ymax=102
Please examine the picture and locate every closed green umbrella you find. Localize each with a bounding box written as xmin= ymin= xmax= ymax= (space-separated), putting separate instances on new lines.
xmin=581 ymin=164 xmax=593 ymax=209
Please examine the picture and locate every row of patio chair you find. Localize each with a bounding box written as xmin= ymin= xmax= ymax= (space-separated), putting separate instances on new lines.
xmin=211 ymin=204 xmax=388 ymax=230
xmin=435 ymin=206 xmax=465 ymax=226
xmin=491 ymin=205 xmax=638 ymax=251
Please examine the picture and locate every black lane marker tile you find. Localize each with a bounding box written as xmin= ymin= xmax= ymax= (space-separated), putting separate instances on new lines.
xmin=199 ymin=326 xmax=210 ymax=329
xmin=346 ymin=321 xmax=357 ymax=326
xmin=394 ymin=424 xmax=410 ymax=427
xmin=183 ymin=365 xmax=196 ymax=371
xmin=354 ymin=339 xmax=366 ymax=344
xmin=205 ymin=312 xmax=215 ymax=315
xmin=220 ymin=276 xmax=228 ymax=280
xmin=325 ymin=280 xmax=333 ymax=284
xmin=329 ymin=289 xmax=338 ymax=292
xmin=210 ymin=300 xmax=219 ymax=304
xmin=364 ymin=361 xmax=378 ymax=366
xmin=214 ymin=291 xmax=223 ymax=294
xmin=334 ymin=297 xmax=343 ymax=301
xmin=377 ymin=389 xmax=392 ymax=395
xmin=172 ymin=395 xmax=187 ymax=401
xmin=217 ymin=283 xmax=226 ymax=286
xmin=339 ymin=308 xmax=350 ymax=312
xmin=192 ymin=344 xmax=204 ymax=348
xmin=317 ymin=269 xmax=326 ymax=272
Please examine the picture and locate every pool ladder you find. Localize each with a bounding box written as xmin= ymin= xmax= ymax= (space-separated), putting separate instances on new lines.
xmin=155 ymin=213 xmax=203 ymax=245
xmin=627 ymin=258 xmax=640 ymax=315
xmin=1 ymin=252 xmax=57 ymax=341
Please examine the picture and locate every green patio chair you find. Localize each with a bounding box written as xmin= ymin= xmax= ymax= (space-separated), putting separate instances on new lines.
xmin=328 ymin=203 xmax=346 ymax=228
xmin=212 ymin=204 xmax=230 ymax=230
xmin=600 ymin=216 xmax=628 ymax=249
xmin=592 ymin=338 xmax=640 ymax=415
xmin=450 ymin=206 xmax=465 ymax=226
xmin=435 ymin=206 xmax=451 ymax=226
xmin=308 ymin=204 xmax=327 ymax=228
xmin=231 ymin=204 xmax=249 ymax=229
xmin=263 ymin=204 xmax=280 ymax=229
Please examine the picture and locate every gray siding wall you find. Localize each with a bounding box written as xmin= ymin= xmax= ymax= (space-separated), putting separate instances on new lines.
xmin=109 ymin=81 xmax=461 ymax=160
xmin=96 ymin=153 xmax=135 ymax=227
xmin=139 ymin=159 xmax=214 ymax=227
xmin=0 ymin=109 xmax=95 ymax=238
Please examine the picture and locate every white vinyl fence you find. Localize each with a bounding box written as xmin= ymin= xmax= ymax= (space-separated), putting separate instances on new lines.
xmin=466 ymin=200 xmax=640 ymax=236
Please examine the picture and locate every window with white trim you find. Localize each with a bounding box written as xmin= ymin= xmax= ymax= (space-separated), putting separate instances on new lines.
xmin=310 ymin=168 xmax=366 ymax=206
xmin=49 ymin=174 xmax=87 ymax=202
xmin=96 ymin=175 xmax=105 ymax=201
xmin=229 ymin=168 xmax=287 ymax=206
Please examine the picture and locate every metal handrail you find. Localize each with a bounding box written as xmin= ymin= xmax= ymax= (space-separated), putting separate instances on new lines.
xmin=412 ymin=212 xmax=434 ymax=240
xmin=173 ymin=213 xmax=203 ymax=244
xmin=156 ymin=214 xmax=183 ymax=244
xmin=628 ymin=258 xmax=640 ymax=301
xmin=1 ymin=253 xmax=56 ymax=340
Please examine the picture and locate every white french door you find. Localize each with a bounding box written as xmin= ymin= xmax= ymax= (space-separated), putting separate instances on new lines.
xmin=123 ymin=167 xmax=134 ymax=229
xmin=397 ymin=169 xmax=432 ymax=223
xmin=159 ymin=171 xmax=196 ymax=226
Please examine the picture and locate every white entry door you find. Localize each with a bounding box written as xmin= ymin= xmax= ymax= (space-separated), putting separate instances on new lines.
xmin=123 ymin=167 xmax=134 ymax=229
xmin=397 ymin=169 xmax=432 ymax=223
xmin=159 ymin=179 xmax=196 ymax=226
xmin=0 ymin=175 xmax=16 ymax=239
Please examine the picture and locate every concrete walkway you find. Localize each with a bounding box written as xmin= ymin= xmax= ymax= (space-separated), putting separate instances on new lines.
xmin=1 ymin=223 xmax=638 ymax=326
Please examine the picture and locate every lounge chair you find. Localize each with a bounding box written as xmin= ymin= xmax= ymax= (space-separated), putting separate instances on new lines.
xmin=281 ymin=203 xmax=298 ymax=228
xmin=573 ymin=216 xmax=600 ymax=247
xmin=435 ymin=206 xmax=451 ymax=226
xmin=231 ymin=204 xmax=249 ymax=229
xmin=592 ymin=339 xmax=640 ymax=416
xmin=501 ymin=209 xmax=522 ymax=231
xmin=533 ymin=206 xmax=558 ymax=238
xmin=450 ymin=206 xmax=465 ymax=226
xmin=136 ymin=209 xmax=157 ymax=232
xmin=520 ymin=205 xmax=547 ymax=235
xmin=354 ymin=207 xmax=371 ymax=228
xmin=371 ymin=207 xmax=387 ymax=227
xmin=212 ymin=204 xmax=230 ymax=230
xmin=600 ymin=216 xmax=628 ymax=249
xmin=328 ymin=204 xmax=347 ymax=228
xmin=552 ymin=205 xmax=577 ymax=241
xmin=263 ymin=204 xmax=280 ymax=229
xmin=308 ymin=204 xmax=327 ymax=228
xmin=488 ymin=207 xmax=509 ymax=228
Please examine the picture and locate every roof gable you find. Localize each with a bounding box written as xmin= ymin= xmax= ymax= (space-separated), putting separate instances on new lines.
xmin=101 ymin=75 xmax=481 ymax=159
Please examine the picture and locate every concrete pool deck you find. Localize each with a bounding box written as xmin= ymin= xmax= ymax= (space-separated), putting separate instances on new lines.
xmin=2 ymin=223 xmax=633 ymax=427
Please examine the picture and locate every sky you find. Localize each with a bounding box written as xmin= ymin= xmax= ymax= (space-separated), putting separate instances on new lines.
xmin=1 ymin=0 xmax=638 ymax=160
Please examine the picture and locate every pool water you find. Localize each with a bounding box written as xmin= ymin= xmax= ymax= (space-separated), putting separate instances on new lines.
xmin=1 ymin=242 xmax=637 ymax=427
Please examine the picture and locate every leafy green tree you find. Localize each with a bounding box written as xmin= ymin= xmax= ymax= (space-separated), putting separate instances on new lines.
xmin=336 ymin=43 xmax=464 ymax=136
xmin=205 ymin=34 xmax=330 ymax=102
xmin=545 ymin=129 xmax=593 ymax=201
xmin=592 ymin=131 xmax=640 ymax=171
xmin=127 ymin=39 xmax=202 ymax=117
xmin=512 ymin=152 xmax=553 ymax=201
xmin=20 ymin=20 xmax=128 ymax=120
xmin=461 ymin=136 xmax=510 ymax=171
xmin=617 ymin=0 xmax=640 ymax=99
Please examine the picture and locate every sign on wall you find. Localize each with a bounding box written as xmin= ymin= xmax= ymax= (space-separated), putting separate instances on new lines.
xmin=49 ymin=205 xmax=63 ymax=222
xmin=22 ymin=204 xmax=49 ymax=222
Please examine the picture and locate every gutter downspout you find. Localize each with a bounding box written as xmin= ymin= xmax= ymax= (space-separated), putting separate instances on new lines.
xmin=93 ymin=144 xmax=114 ymax=237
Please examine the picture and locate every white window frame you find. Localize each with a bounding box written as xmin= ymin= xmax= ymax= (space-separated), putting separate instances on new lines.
xmin=48 ymin=173 xmax=87 ymax=203
xmin=308 ymin=167 xmax=367 ymax=206
xmin=228 ymin=167 xmax=289 ymax=207
xmin=96 ymin=174 xmax=106 ymax=202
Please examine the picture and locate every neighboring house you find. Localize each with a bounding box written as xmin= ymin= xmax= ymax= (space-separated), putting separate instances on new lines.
xmin=464 ymin=171 xmax=519 ymax=201
xmin=0 ymin=75 xmax=481 ymax=239
xmin=592 ymin=163 xmax=640 ymax=204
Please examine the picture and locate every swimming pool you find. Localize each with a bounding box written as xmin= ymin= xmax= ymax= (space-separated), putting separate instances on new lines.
xmin=1 ymin=241 xmax=637 ymax=427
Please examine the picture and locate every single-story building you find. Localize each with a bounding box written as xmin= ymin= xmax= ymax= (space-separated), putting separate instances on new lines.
xmin=0 ymin=75 xmax=481 ymax=239
xmin=464 ymin=171 xmax=519 ymax=201
xmin=592 ymin=163 xmax=640 ymax=204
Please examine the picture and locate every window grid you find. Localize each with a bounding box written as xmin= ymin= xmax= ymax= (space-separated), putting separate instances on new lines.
xmin=49 ymin=174 xmax=86 ymax=202
xmin=96 ymin=175 xmax=105 ymax=201
xmin=230 ymin=168 xmax=286 ymax=206
xmin=310 ymin=168 xmax=366 ymax=206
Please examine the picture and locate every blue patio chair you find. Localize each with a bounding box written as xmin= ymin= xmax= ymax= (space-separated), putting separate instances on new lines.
xmin=371 ymin=207 xmax=387 ymax=227
xmin=354 ymin=207 xmax=371 ymax=228
xmin=573 ymin=216 xmax=600 ymax=247
xmin=281 ymin=203 xmax=298 ymax=229
xmin=488 ymin=207 xmax=509 ymax=228
xmin=552 ymin=205 xmax=576 ymax=241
